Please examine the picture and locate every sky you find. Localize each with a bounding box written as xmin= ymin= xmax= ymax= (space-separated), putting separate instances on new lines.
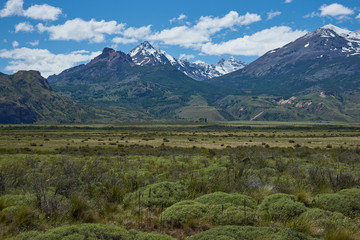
xmin=0 ymin=0 xmax=359 ymax=77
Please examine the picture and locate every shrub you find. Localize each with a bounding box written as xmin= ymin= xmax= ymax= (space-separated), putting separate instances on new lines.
xmin=186 ymin=225 xmax=316 ymax=240
xmin=160 ymin=200 xmax=206 ymax=226
xmin=1 ymin=205 xmax=39 ymax=231
xmin=6 ymin=231 xmax=41 ymax=240
xmin=0 ymin=194 xmax=36 ymax=210
xmin=8 ymin=224 xmax=132 ymax=240
xmin=295 ymin=208 xmax=356 ymax=237
xmin=258 ymin=193 xmax=307 ymax=221
xmin=124 ymin=181 xmax=188 ymax=207
xmin=195 ymin=192 xmax=257 ymax=209
xmin=337 ymin=188 xmax=360 ymax=213
xmin=69 ymin=195 xmax=97 ymax=222
xmin=312 ymin=193 xmax=352 ymax=216
xmin=204 ymin=204 xmax=257 ymax=226
xmin=129 ymin=230 xmax=177 ymax=240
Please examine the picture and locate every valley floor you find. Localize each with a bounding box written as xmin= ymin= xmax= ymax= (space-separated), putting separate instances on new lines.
xmin=0 ymin=122 xmax=360 ymax=239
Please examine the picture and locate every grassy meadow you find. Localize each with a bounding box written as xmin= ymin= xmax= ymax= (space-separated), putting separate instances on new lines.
xmin=0 ymin=122 xmax=360 ymax=239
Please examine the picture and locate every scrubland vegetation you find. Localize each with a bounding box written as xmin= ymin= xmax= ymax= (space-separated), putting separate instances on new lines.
xmin=0 ymin=123 xmax=360 ymax=239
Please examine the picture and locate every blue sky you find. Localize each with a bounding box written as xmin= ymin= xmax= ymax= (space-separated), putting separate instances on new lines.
xmin=0 ymin=0 xmax=359 ymax=77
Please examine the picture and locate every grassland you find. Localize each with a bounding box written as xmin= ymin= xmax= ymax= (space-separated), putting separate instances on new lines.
xmin=0 ymin=122 xmax=360 ymax=239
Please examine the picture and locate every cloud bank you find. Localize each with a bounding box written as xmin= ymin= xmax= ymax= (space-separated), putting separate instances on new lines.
xmin=0 ymin=0 xmax=62 ymax=20
xmin=0 ymin=47 xmax=101 ymax=77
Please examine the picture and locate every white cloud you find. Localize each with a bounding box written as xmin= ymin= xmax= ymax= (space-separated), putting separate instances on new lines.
xmin=356 ymin=13 xmax=360 ymax=19
xmin=12 ymin=41 xmax=19 ymax=48
xmin=122 ymin=25 xmax=152 ymax=39
xmin=37 ymin=18 xmax=125 ymax=43
xmin=15 ymin=22 xmax=34 ymax=32
xmin=0 ymin=47 xmax=101 ymax=77
xmin=285 ymin=0 xmax=292 ymax=3
xmin=200 ymin=26 xmax=307 ymax=56
xmin=0 ymin=0 xmax=61 ymax=20
xmin=0 ymin=0 xmax=23 ymax=17
xmin=28 ymin=40 xmax=39 ymax=46
xmin=149 ymin=11 xmax=261 ymax=47
xmin=179 ymin=54 xmax=195 ymax=60
xmin=112 ymin=37 xmax=138 ymax=44
xmin=170 ymin=14 xmax=187 ymax=24
xmin=178 ymin=14 xmax=187 ymax=21
xmin=23 ymin=4 xmax=62 ymax=21
xmin=267 ymin=11 xmax=281 ymax=20
xmin=303 ymin=12 xmax=319 ymax=18
xmin=319 ymin=3 xmax=354 ymax=17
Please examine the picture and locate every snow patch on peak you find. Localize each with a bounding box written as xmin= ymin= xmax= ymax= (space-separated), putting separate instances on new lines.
xmin=317 ymin=24 xmax=352 ymax=38
xmin=128 ymin=41 xmax=246 ymax=80
xmin=128 ymin=41 xmax=176 ymax=66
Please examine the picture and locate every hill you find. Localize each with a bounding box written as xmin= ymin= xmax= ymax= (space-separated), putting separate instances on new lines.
xmin=0 ymin=71 xmax=91 ymax=124
xmin=48 ymin=48 xmax=228 ymax=120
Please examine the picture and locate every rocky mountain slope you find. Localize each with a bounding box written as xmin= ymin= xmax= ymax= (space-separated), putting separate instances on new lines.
xmin=210 ymin=24 xmax=360 ymax=96
xmin=128 ymin=41 xmax=246 ymax=80
xmin=48 ymin=48 xmax=226 ymax=120
xmin=0 ymin=71 xmax=89 ymax=124
xmin=36 ymin=24 xmax=360 ymax=122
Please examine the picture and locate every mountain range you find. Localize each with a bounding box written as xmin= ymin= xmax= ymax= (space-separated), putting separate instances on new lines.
xmin=210 ymin=24 xmax=360 ymax=96
xmin=1 ymin=24 xmax=360 ymax=123
xmin=128 ymin=41 xmax=247 ymax=80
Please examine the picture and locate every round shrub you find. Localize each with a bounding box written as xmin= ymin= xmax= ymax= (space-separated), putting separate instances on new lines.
xmin=258 ymin=193 xmax=307 ymax=221
xmin=312 ymin=193 xmax=352 ymax=216
xmin=8 ymin=224 xmax=132 ymax=240
xmin=160 ymin=200 xmax=206 ymax=226
xmin=295 ymin=208 xmax=356 ymax=237
xmin=195 ymin=192 xmax=257 ymax=209
xmin=129 ymin=230 xmax=177 ymax=240
xmin=204 ymin=204 xmax=257 ymax=226
xmin=124 ymin=181 xmax=188 ymax=207
xmin=337 ymin=188 xmax=360 ymax=212
xmin=186 ymin=225 xmax=316 ymax=240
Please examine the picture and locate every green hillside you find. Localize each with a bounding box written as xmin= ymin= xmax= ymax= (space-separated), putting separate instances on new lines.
xmin=0 ymin=71 xmax=92 ymax=124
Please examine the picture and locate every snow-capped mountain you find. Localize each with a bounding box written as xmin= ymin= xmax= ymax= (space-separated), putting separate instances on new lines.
xmin=128 ymin=41 xmax=177 ymax=66
xmin=236 ymin=24 xmax=360 ymax=78
xmin=176 ymin=58 xmax=247 ymax=81
xmin=302 ymin=24 xmax=360 ymax=57
xmin=210 ymin=24 xmax=360 ymax=95
xmin=127 ymin=41 xmax=246 ymax=81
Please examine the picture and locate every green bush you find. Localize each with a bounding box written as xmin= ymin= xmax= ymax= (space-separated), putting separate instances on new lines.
xmin=124 ymin=181 xmax=188 ymax=207
xmin=195 ymin=192 xmax=257 ymax=209
xmin=258 ymin=193 xmax=307 ymax=221
xmin=0 ymin=194 xmax=36 ymax=210
xmin=337 ymin=188 xmax=360 ymax=213
xmin=9 ymin=224 xmax=132 ymax=240
xmin=204 ymin=204 xmax=257 ymax=226
xmin=129 ymin=230 xmax=177 ymax=240
xmin=6 ymin=231 xmax=41 ymax=240
xmin=312 ymin=193 xmax=352 ymax=216
xmin=160 ymin=200 xmax=206 ymax=225
xmin=295 ymin=208 xmax=356 ymax=237
xmin=10 ymin=224 xmax=177 ymax=240
xmin=186 ymin=225 xmax=317 ymax=240
xmin=0 ymin=205 xmax=39 ymax=231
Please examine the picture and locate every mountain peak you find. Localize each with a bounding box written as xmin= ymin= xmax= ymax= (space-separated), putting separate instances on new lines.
xmin=128 ymin=41 xmax=176 ymax=66
xmin=89 ymin=47 xmax=134 ymax=67
xmin=127 ymin=43 xmax=246 ymax=80
xmin=102 ymin=47 xmax=116 ymax=53
xmin=140 ymin=41 xmax=154 ymax=48
xmin=320 ymin=24 xmax=339 ymax=30
xmin=315 ymin=24 xmax=351 ymax=38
